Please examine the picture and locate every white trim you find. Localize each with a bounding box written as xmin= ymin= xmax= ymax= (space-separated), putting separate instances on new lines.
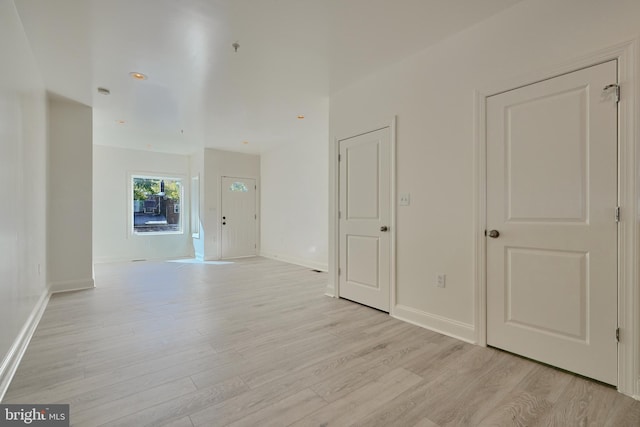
xmin=393 ymin=304 xmax=476 ymax=344
xmin=128 ymin=172 xmax=187 ymax=237
xmin=328 ymin=135 xmax=340 ymax=297
xmin=260 ymin=252 xmax=328 ymax=272
xmin=331 ymin=118 xmax=397 ymax=312
xmin=389 ymin=117 xmax=397 ymax=315
xmin=49 ymin=278 xmax=95 ymax=293
xmin=0 ymin=290 xmax=50 ymax=402
xmin=473 ymin=88 xmax=487 ymax=347
xmin=325 ymin=285 xmax=335 ymax=298
xmin=474 ymin=39 xmax=638 ymax=397
xmin=191 ymin=175 xmax=200 ymax=238
xmin=93 ymin=254 xmax=192 ymax=264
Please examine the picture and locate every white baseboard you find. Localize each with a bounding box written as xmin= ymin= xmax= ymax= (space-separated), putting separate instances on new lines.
xmin=260 ymin=251 xmax=328 ymax=272
xmin=0 ymin=290 xmax=50 ymax=402
xmin=49 ymin=278 xmax=95 ymax=293
xmin=93 ymin=254 xmax=193 ymax=264
xmin=392 ymin=304 xmax=476 ymax=344
xmin=325 ymin=284 xmax=336 ymax=297
xmin=93 ymin=255 xmax=136 ymax=264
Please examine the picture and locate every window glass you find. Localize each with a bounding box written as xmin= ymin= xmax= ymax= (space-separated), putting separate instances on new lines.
xmin=230 ymin=181 xmax=248 ymax=192
xmin=132 ymin=176 xmax=182 ymax=234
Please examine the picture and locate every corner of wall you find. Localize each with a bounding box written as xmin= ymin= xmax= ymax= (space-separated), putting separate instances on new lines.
xmin=325 ymin=284 xmax=335 ymax=297
xmin=49 ymin=278 xmax=95 ymax=294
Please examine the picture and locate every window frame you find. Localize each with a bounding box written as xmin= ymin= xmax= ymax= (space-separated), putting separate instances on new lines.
xmin=129 ymin=173 xmax=185 ymax=236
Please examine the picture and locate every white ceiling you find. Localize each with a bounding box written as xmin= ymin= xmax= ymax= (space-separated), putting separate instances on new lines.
xmin=14 ymin=0 xmax=523 ymax=155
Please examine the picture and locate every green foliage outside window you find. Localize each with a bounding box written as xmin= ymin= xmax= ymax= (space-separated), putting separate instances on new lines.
xmin=133 ymin=177 xmax=181 ymax=200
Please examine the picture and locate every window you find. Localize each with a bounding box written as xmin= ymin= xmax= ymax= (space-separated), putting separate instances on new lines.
xmin=132 ymin=176 xmax=183 ymax=234
xmin=229 ymin=181 xmax=248 ymax=192
xmin=191 ymin=176 xmax=200 ymax=238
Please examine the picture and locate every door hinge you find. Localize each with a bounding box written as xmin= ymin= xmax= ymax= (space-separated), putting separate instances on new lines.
xmin=615 ymin=206 xmax=621 ymax=223
xmin=616 ymin=327 xmax=620 ymax=343
xmin=254 ymin=214 xmax=257 ymax=220
xmin=604 ymin=83 xmax=620 ymax=103
xmin=338 ymin=211 xmax=341 ymax=219
xmin=338 ymin=267 xmax=341 ymax=276
xmin=338 ymin=154 xmax=341 ymax=162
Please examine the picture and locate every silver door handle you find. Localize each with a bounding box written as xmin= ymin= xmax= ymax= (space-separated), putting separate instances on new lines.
xmin=486 ymin=229 xmax=500 ymax=238
xmin=380 ymin=226 xmax=388 ymax=232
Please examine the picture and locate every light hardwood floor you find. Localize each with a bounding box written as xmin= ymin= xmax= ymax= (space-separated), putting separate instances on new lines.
xmin=4 ymin=257 xmax=640 ymax=426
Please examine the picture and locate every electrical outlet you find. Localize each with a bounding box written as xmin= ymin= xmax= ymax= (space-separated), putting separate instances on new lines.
xmin=399 ymin=193 xmax=411 ymax=206
xmin=437 ymin=274 xmax=446 ymax=288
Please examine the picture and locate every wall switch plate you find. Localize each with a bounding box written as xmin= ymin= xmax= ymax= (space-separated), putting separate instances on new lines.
xmin=437 ymin=274 xmax=446 ymax=288
xmin=399 ymin=193 xmax=411 ymax=206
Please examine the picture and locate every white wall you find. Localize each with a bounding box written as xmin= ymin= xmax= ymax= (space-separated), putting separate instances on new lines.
xmin=48 ymin=95 xmax=94 ymax=292
xmin=202 ymin=149 xmax=260 ymax=260
xmin=261 ymin=123 xmax=329 ymax=270
xmin=329 ymin=0 xmax=640 ymax=340
xmin=93 ymin=145 xmax=192 ymax=262
xmin=0 ymin=0 xmax=48 ymax=398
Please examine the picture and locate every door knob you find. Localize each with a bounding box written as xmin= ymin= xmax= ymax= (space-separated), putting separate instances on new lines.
xmin=222 ymin=222 xmax=226 ymax=225
xmin=487 ymin=229 xmax=500 ymax=238
xmin=380 ymin=226 xmax=388 ymax=232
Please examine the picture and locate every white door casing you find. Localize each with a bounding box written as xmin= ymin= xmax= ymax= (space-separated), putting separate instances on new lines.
xmin=220 ymin=176 xmax=257 ymax=259
xmin=338 ymin=127 xmax=391 ymax=312
xmin=486 ymin=60 xmax=618 ymax=385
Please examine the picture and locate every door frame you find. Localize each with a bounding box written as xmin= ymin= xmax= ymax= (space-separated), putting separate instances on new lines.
xmin=329 ymin=117 xmax=397 ymax=314
xmin=218 ymin=175 xmax=259 ymax=259
xmin=474 ymin=40 xmax=638 ymax=397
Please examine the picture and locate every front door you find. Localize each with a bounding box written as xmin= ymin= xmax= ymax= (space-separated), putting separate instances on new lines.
xmin=486 ymin=60 xmax=618 ymax=385
xmin=221 ymin=176 xmax=257 ymax=259
xmin=339 ymin=127 xmax=391 ymax=312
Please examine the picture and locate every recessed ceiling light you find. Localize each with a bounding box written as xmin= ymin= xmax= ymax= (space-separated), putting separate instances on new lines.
xmin=242 ymin=141 xmax=249 ymax=145
xmin=97 ymin=87 xmax=111 ymax=95
xmin=129 ymin=72 xmax=147 ymax=80
xmin=297 ymin=115 xmax=305 ymax=119
xmin=116 ymin=120 xmax=126 ymax=124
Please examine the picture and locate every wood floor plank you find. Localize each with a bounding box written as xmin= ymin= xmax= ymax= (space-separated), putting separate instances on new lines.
xmin=476 ymin=363 xmax=573 ymax=426
xmin=534 ymin=376 xmax=622 ymax=426
xmin=225 ymin=388 xmax=326 ymax=427
xmin=100 ymin=376 xmax=249 ymax=427
xmin=160 ymin=417 xmax=194 ymax=427
xmin=291 ymin=367 xmax=423 ymax=426
xmin=3 ymin=257 xmax=639 ymax=427
xmin=72 ymin=377 xmax=197 ymax=427
xmin=413 ymin=418 xmax=440 ymax=427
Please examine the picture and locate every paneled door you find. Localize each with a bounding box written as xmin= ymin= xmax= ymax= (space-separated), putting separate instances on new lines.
xmin=221 ymin=176 xmax=257 ymax=259
xmin=339 ymin=127 xmax=391 ymax=312
xmin=486 ymin=60 xmax=618 ymax=385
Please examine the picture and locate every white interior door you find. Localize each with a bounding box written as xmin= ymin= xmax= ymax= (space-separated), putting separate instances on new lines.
xmin=221 ymin=176 xmax=257 ymax=259
xmin=486 ymin=60 xmax=618 ymax=385
xmin=339 ymin=128 xmax=391 ymax=312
